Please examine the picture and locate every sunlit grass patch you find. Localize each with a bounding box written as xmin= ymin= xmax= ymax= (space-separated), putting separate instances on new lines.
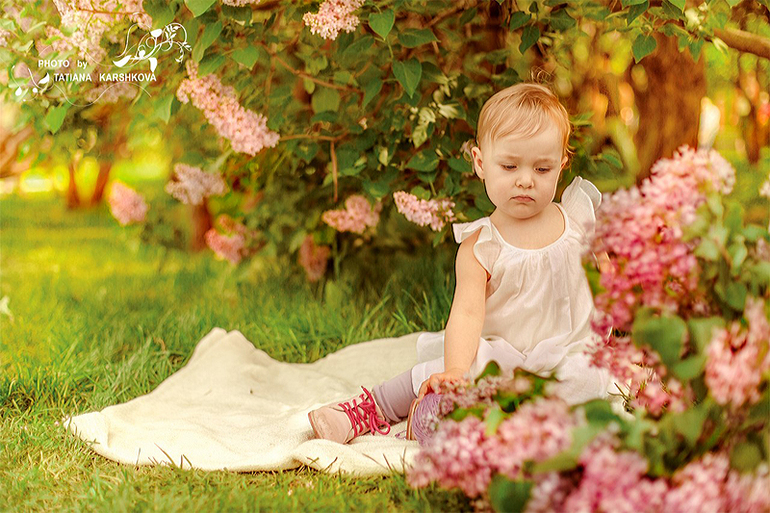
xmin=0 ymin=192 xmax=465 ymax=511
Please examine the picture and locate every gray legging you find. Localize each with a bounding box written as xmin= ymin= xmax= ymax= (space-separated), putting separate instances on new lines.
xmin=372 ymin=369 xmax=417 ymax=424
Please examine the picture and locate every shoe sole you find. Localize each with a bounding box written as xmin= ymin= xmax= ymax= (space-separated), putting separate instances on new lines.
xmin=405 ymin=398 xmax=420 ymax=441
xmin=307 ymin=410 xmax=332 ymax=441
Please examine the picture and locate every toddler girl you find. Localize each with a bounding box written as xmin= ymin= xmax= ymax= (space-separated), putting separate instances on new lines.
xmin=308 ymin=82 xmax=614 ymax=444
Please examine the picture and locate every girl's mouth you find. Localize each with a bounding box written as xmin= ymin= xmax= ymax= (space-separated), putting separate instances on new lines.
xmin=513 ymin=195 xmax=534 ymax=202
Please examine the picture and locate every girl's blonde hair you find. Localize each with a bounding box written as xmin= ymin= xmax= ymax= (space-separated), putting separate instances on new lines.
xmin=476 ymin=82 xmax=572 ymax=157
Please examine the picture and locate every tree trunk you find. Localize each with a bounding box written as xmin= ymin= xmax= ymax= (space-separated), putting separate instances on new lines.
xmin=66 ymin=159 xmax=80 ymax=209
xmin=191 ymin=197 xmax=212 ymax=251
xmin=631 ymin=33 xmax=706 ymax=182
xmin=91 ymin=160 xmax=111 ymax=205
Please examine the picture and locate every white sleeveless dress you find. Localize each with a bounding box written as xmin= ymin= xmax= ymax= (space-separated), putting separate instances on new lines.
xmin=410 ymin=176 xmax=615 ymax=405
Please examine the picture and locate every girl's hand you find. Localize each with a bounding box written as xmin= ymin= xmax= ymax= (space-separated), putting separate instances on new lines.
xmin=418 ymin=368 xmax=467 ymax=399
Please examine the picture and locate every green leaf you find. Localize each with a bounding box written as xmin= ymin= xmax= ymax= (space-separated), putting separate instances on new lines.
xmin=340 ymin=35 xmax=374 ymax=61
xmin=406 ymin=149 xmax=438 ymax=172
xmin=687 ymin=317 xmax=725 ymax=353
xmin=193 ymin=20 xmax=222 ymax=62
xmin=632 ymin=314 xmax=686 ymax=368
xmin=369 ymin=10 xmax=395 ymax=39
xmin=724 ymin=281 xmax=747 ymax=311
xmin=333 ymin=70 xmax=357 ymax=86
xmin=549 ymin=8 xmax=576 ymax=31
xmin=362 ymin=178 xmax=390 ymax=200
xmin=144 ymin=0 xmax=175 ymax=28
xmin=728 ymin=241 xmax=748 ymax=274
xmin=600 ymin=150 xmax=623 ymax=168
xmin=621 ymin=0 xmax=647 ymax=5
xmin=197 ymin=53 xmax=224 ymax=75
xmin=626 ymin=0 xmax=648 ymax=24
xmin=448 ymin=157 xmax=471 ymax=174
xmin=747 ymin=390 xmax=770 ymax=425
xmin=411 ymin=186 xmax=430 ymax=200
xmin=660 ymin=0 xmax=685 ymax=20
xmin=694 ymin=238 xmax=719 ymax=261
xmin=484 ymin=405 xmax=508 ymax=436
xmin=519 ymin=25 xmax=540 ymax=53
xmin=509 ymin=11 xmax=531 ymax=30
xmin=742 ymin=224 xmax=766 ymax=242
xmin=459 ymin=7 xmax=478 ymax=25
xmin=311 ymin=87 xmax=341 ymax=113
xmin=725 ymin=201 xmax=744 ymax=234
xmin=668 ymin=0 xmax=685 ymax=11
xmin=751 ymin=261 xmax=770 ymax=286
xmin=153 ymin=94 xmax=174 ymax=123
xmin=418 ymin=170 xmax=439 ymax=184
xmin=672 ymin=401 xmax=710 ymax=446
xmin=688 ymin=38 xmax=704 ymax=61
xmin=362 ymin=78 xmax=382 ymax=108
xmin=730 ymin=440 xmax=763 ymax=472
xmin=392 ymin=58 xmax=422 ymax=97
xmin=489 ymin=476 xmax=533 ymax=513
xmin=185 ymin=0 xmax=216 ymax=17
xmin=44 ymin=105 xmax=68 ymax=134
xmin=671 ymin=354 xmax=706 ymax=381
xmin=221 ymin=4 xmax=251 ymax=22
xmin=231 ymin=46 xmax=260 ymax=69
xmin=632 ymin=33 xmax=657 ymax=62
xmin=582 ymin=399 xmax=621 ymax=425
xmin=398 ymin=28 xmax=437 ymax=48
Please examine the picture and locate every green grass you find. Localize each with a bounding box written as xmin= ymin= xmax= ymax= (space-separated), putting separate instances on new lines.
xmin=0 ymin=193 xmax=470 ymax=512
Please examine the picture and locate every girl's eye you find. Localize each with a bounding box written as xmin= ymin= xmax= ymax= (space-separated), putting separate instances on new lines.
xmin=503 ymin=165 xmax=517 ymax=170
xmin=537 ymin=168 xmax=551 ymax=173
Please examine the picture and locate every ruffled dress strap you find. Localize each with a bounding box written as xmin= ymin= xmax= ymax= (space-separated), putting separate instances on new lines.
xmin=560 ymin=176 xmax=602 ymax=239
xmin=452 ymin=217 xmax=501 ymax=275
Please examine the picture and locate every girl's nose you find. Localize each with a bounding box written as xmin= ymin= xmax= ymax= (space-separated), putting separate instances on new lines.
xmin=515 ymin=169 xmax=535 ymax=188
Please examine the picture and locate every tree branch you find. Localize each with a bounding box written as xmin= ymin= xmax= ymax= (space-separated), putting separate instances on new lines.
xmin=713 ymin=27 xmax=770 ymax=60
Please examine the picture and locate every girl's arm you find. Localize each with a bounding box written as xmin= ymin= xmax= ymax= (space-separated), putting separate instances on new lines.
xmin=418 ymin=230 xmax=488 ymax=397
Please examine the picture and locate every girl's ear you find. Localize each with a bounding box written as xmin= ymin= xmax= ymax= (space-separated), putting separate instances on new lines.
xmin=560 ymin=155 xmax=569 ymax=170
xmin=471 ymin=146 xmax=485 ymax=180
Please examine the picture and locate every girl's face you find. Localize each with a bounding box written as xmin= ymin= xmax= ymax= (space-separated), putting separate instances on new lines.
xmin=471 ymin=122 xmax=567 ymax=221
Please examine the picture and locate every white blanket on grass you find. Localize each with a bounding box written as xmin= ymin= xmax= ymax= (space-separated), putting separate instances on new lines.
xmin=62 ymin=328 xmax=422 ymax=476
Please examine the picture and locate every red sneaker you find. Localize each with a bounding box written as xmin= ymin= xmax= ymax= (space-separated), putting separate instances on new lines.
xmin=308 ymin=387 xmax=391 ymax=444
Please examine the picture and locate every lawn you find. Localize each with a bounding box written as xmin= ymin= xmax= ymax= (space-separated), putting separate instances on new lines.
xmin=0 ymin=191 xmax=470 ymax=512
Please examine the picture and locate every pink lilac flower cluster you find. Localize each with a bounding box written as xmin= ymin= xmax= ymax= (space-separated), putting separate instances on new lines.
xmin=559 ymin=433 xmax=668 ymax=513
xmin=83 ymin=82 xmax=139 ymax=104
xmin=176 ymin=60 xmax=280 ymax=156
xmin=393 ymin=191 xmax=456 ymax=232
xmin=204 ymin=214 xmax=252 ymax=265
xmin=434 ymin=371 xmax=534 ymax=418
xmin=663 ymin=453 xmax=770 ymax=512
xmin=524 ymin=472 xmax=578 ymax=513
xmin=407 ymin=397 xmax=580 ymax=498
xmin=302 ymin=0 xmax=365 ymax=41
xmin=48 ymin=0 xmax=151 ymax=64
xmin=321 ymin=194 xmax=382 ymax=234
xmin=528 ymin=437 xmax=769 ymax=513
xmin=298 ymin=235 xmax=330 ymax=282
xmin=107 ymin=181 xmax=148 ymax=226
xmin=589 ymin=147 xmax=736 ymax=414
xmin=592 ymin=147 xmax=735 ymax=335
xmin=705 ymin=296 xmax=770 ymax=409
xmin=165 ymin=163 xmax=228 ymax=206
